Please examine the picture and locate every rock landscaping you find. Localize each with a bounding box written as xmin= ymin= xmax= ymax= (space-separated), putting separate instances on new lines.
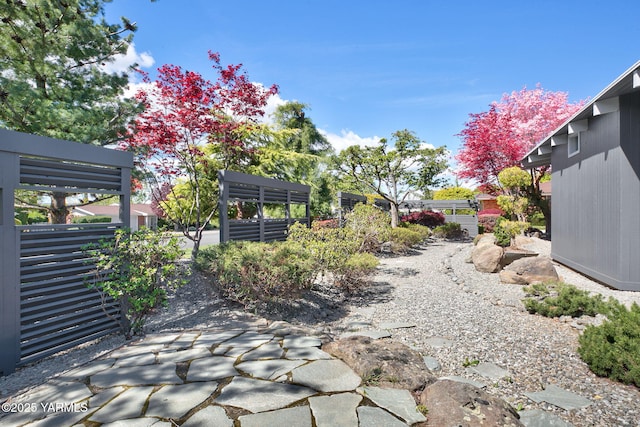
xmin=1 ymin=237 xmax=639 ymax=426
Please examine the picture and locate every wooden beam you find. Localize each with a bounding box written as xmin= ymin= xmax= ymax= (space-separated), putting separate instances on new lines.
xmin=593 ymin=97 xmax=619 ymax=116
xmin=551 ymin=135 xmax=568 ymax=146
xmin=537 ymin=145 xmax=553 ymax=155
xmin=568 ymin=119 xmax=588 ymax=134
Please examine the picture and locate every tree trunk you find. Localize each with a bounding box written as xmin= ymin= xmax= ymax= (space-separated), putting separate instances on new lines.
xmin=191 ymin=227 xmax=202 ymax=262
xmin=540 ymin=199 xmax=551 ymax=238
xmin=50 ymin=192 xmax=70 ymax=224
xmin=390 ymin=202 xmax=399 ymax=228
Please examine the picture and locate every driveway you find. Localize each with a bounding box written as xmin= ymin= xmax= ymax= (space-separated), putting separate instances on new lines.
xmin=174 ymin=229 xmax=220 ymax=250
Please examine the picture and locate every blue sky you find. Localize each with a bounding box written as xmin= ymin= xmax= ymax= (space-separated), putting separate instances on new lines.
xmin=104 ymin=0 xmax=640 ymax=161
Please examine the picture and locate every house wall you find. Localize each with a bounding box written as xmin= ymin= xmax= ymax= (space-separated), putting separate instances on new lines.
xmin=618 ymin=92 xmax=640 ymax=289
xmin=551 ymin=92 xmax=640 ymax=291
xmin=479 ymin=199 xmax=500 ymax=212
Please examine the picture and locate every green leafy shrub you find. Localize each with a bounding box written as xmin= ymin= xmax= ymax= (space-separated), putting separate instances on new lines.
xmin=195 ymin=240 xmax=315 ymax=306
xmin=400 ymin=210 xmax=446 ymax=228
xmin=478 ymin=214 xmax=501 ymax=233
xmin=73 ymin=215 xmax=112 ymax=224
xmin=84 ymin=228 xmax=186 ymax=337
xmin=529 ymin=212 xmax=545 ymax=227
xmin=578 ymin=303 xmax=640 ymax=387
xmin=287 ymin=222 xmax=378 ymax=288
xmin=389 ymin=227 xmax=423 ymax=252
xmin=345 ymin=203 xmax=391 ymax=253
xmin=400 ymin=222 xmax=432 ymax=240
xmin=339 ymin=252 xmax=380 ymax=287
xmin=493 ymin=217 xmax=529 ymax=247
xmin=433 ymin=222 xmax=463 ymax=239
xmin=522 ymin=282 xmax=610 ymax=318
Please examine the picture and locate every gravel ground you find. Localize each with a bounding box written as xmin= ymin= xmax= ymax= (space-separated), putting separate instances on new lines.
xmin=2 ymin=237 xmax=640 ymax=427
xmin=360 ymin=238 xmax=640 ymax=427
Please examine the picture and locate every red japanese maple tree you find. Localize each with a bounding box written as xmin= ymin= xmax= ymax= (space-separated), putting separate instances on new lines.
xmin=455 ymin=84 xmax=584 ymax=233
xmin=122 ymin=51 xmax=278 ymax=258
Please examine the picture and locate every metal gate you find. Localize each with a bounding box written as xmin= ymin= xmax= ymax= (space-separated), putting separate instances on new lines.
xmin=218 ymin=170 xmax=310 ymax=243
xmin=400 ymin=199 xmax=479 ymax=237
xmin=1 ymin=129 xmax=132 ymax=375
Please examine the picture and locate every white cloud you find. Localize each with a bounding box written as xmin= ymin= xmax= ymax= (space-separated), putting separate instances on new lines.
xmin=102 ymin=43 xmax=155 ymax=75
xmin=122 ymin=81 xmax=154 ymax=100
xmin=259 ymin=92 xmax=287 ymax=124
xmin=319 ymin=129 xmax=380 ymax=153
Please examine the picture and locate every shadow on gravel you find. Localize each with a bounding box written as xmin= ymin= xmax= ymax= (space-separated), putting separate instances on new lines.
xmin=246 ymin=277 xmax=395 ymax=327
xmin=378 ymin=267 xmax=420 ymax=277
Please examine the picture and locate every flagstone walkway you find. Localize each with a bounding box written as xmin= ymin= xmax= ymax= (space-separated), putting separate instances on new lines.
xmin=0 ymin=316 xmax=584 ymax=426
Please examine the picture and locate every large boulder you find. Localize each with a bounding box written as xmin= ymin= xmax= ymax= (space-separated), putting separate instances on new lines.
xmin=499 ymin=256 xmax=559 ymax=284
xmin=419 ymin=380 xmax=523 ymax=426
xmin=322 ymin=335 xmax=436 ymax=392
xmin=472 ymin=240 xmax=504 ymax=273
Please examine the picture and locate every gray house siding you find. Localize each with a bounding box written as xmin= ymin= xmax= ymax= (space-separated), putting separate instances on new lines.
xmin=618 ymin=93 xmax=640 ymax=287
xmin=550 ymin=92 xmax=640 ymax=290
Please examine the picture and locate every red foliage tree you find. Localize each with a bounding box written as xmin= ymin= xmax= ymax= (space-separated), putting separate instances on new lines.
xmin=121 ymin=52 xmax=277 ymax=258
xmin=455 ymin=85 xmax=584 ymax=234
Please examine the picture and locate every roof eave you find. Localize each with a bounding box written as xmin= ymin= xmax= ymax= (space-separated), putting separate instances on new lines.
xmin=521 ymin=60 xmax=640 ymax=169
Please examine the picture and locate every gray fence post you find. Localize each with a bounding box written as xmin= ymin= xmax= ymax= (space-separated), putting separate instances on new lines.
xmin=218 ymin=171 xmax=229 ymax=243
xmin=0 ymin=151 xmax=20 ymax=376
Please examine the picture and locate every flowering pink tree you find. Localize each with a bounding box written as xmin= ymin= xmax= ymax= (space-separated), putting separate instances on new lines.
xmin=456 ymin=85 xmax=584 ymax=232
xmin=122 ymin=52 xmax=278 ymax=258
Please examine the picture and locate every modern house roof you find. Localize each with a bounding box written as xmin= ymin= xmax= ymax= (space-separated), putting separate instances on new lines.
xmin=522 ymin=60 xmax=640 ymax=169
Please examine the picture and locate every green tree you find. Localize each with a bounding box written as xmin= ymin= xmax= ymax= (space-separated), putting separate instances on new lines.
xmin=497 ymin=166 xmax=531 ymax=222
xmin=0 ymin=0 xmax=142 ymax=223
xmin=433 ymin=187 xmax=476 ymax=200
xmin=269 ymin=102 xmax=335 ymax=216
xmin=334 ymin=129 xmax=448 ymax=227
xmin=0 ymin=0 xmax=139 ymax=143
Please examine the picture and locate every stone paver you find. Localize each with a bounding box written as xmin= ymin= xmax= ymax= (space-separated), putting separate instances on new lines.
xmin=425 ymin=336 xmax=454 ymax=347
xmin=89 ymin=386 xmax=155 ymax=424
xmin=356 ymin=406 xmax=408 ymax=427
xmin=0 ymin=327 xmax=579 ymax=427
xmin=240 ymin=341 xmax=284 ymax=360
xmin=236 ymin=359 xmax=306 ymax=380
xmin=145 ymin=382 xmax=218 ymax=419
xmin=55 ymin=358 xmax=116 ymax=380
xmin=357 ymin=386 xmax=426 ymax=424
xmin=192 ymin=330 xmax=243 ymax=348
xmin=113 ymin=352 xmax=157 ymax=367
xmin=88 ymin=386 xmax=126 ymax=409
xmin=238 ymin=405 xmax=313 ymax=427
xmin=291 ymin=359 xmax=362 ymax=392
xmin=182 ymin=405 xmax=233 ymax=427
xmin=156 ymin=346 xmax=211 ymax=363
xmin=519 ymin=409 xmax=575 ymax=427
xmin=214 ymin=376 xmax=315 ymax=413
xmin=423 ymin=356 xmax=441 ymax=371
xmin=309 ymin=393 xmax=362 ymax=427
xmin=187 ymin=356 xmax=237 ymax=381
xmin=282 ymin=335 xmax=323 ymax=348
xmin=90 ymin=363 xmax=182 ymax=387
xmin=467 ymin=362 xmax=512 ymax=381
xmin=285 ymin=347 xmax=333 ymax=360
xmin=101 ymin=419 xmax=172 ymax=427
xmin=524 ymin=384 xmax=592 ymax=410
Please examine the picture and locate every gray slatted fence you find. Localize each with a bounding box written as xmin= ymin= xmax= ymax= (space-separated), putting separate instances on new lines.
xmin=400 ymin=199 xmax=479 ymax=237
xmin=218 ymin=170 xmax=310 ymax=243
xmin=1 ymin=129 xmax=132 ymax=375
